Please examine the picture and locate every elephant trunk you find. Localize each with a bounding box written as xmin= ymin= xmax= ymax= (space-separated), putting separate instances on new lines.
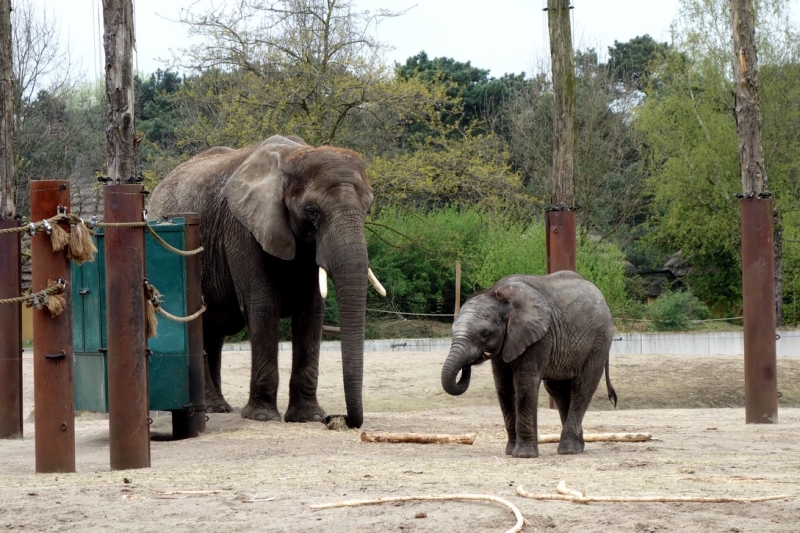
xmin=441 ymin=340 xmax=473 ymax=396
xmin=322 ymin=214 xmax=369 ymax=428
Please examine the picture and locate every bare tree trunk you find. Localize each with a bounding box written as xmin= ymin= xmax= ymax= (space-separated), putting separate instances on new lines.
xmin=103 ymin=0 xmax=136 ymax=181
xmin=731 ymin=0 xmax=778 ymax=424
xmin=547 ymin=0 xmax=576 ymax=208
xmin=0 ymin=0 xmax=14 ymax=219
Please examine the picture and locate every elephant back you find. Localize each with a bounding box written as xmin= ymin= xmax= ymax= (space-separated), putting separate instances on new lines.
xmin=149 ymin=145 xmax=255 ymax=218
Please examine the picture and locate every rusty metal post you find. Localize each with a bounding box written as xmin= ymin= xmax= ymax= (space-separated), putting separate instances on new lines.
xmin=546 ymin=210 xmax=576 ymax=409
xmin=169 ymin=213 xmax=206 ymax=439
xmin=545 ymin=210 xmax=577 ymax=274
xmin=30 ymin=180 xmax=75 ymax=472
xmin=0 ymin=219 xmax=23 ymax=439
xmin=104 ymin=184 xmax=150 ymax=469
xmin=741 ymin=197 xmax=778 ymax=423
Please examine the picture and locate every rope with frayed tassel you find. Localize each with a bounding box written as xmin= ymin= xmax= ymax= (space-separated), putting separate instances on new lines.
xmin=0 ymin=212 xmax=98 ymax=264
xmin=0 ymin=278 xmax=68 ymax=318
xmin=143 ymin=280 xmax=206 ymax=338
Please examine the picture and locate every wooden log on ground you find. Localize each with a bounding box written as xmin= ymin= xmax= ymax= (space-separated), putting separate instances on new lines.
xmin=537 ymin=432 xmax=653 ymax=443
xmin=360 ymin=432 xmax=476 ymax=445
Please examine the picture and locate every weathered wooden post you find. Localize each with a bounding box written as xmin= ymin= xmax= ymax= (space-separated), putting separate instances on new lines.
xmin=0 ymin=218 xmax=23 ymax=439
xmin=731 ymin=0 xmax=778 ymax=423
xmin=103 ymin=0 xmax=150 ymax=467
xmin=545 ymin=0 xmax=577 ymax=275
xmin=30 ymin=181 xmax=75 ymax=473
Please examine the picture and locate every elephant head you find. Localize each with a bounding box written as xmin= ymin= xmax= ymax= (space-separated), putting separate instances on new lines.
xmin=224 ymin=135 xmax=383 ymax=428
xmin=442 ymin=281 xmax=551 ymax=396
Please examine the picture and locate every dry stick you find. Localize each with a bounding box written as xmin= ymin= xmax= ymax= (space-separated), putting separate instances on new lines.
xmin=310 ymin=494 xmax=525 ymax=533
xmin=516 ymin=481 xmax=791 ymax=504
xmin=538 ymin=432 xmax=653 ymax=443
xmin=358 ymin=432 xmax=650 ymax=445
xmin=360 ymin=432 xmax=476 ymax=444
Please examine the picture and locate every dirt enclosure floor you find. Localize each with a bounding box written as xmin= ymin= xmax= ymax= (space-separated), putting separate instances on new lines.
xmin=2 ymin=349 xmax=800 ymax=532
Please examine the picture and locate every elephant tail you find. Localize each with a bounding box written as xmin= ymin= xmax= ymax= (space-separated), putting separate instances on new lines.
xmin=605 ymin=357 xmax=618 ymax=408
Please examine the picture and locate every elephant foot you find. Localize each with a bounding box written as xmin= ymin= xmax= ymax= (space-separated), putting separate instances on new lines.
xmin=557 ymin=431 xmax=585 ymax=455
xmin=284 ymin=401 xmax=326 ymax=423
xmin=512 ymin=440 xmax=539 ymax=458
xmin=205 ymin=394 xmax=234 ymax=413
xmin=505 ymin=440 xmax=515 ymax=456
xmin=241 ymin=402 xmax=282 ymax=422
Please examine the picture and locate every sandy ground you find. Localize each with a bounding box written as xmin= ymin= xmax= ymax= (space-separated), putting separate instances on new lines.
xmin=2 ymin=349 xmax=800 ymax=532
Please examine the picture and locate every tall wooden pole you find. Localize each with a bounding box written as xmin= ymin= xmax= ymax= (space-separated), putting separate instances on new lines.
xmin=0 ymin=0 xmax=23 ymax=440
xmin=103 ymin=0 xmax=136 ymax=182
xmin=545 ymin=0 xmax=577 ymax=275
xmin=102 ymin=0 xmax=150 ymax=467
xmin=731 ymin=0 xmax=777 ymax=423
xmin=0 ymin=0 xmax=14 ymax=219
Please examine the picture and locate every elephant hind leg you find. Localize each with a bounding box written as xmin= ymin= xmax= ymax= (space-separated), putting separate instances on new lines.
xmin=557 ymin=356 xmax=607 ymax=455
xmin=203 ymin=323 xmax=234 ymax=413
xmin=545 ymin=378 xmax=584 ymax=455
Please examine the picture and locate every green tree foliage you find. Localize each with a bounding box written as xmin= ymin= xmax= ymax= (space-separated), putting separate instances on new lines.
xmin=606 ymin=34 xmax=671 ymax=88
xmin=363 ymin=208 xmax=629 ymax=321
xmin=634 ymin=0 xmax=800 ymax=317
xmin=367 ymin=129 xmax=535 ymax=221
xmin=397 ymin=51 xmax=526 ymax=131
xmin=170 ymin=0 xmax=438 ymax=149
xmin=503 ymin=50 xmax=646 ymax=241
xmin=648 ymin=290 xmax=711 ymax=331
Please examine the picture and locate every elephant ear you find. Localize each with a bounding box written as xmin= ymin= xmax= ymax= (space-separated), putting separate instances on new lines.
xmin=223 ymin=143 xmax=295 ymax=261
xmin=496 ymin=281 xmax=551 ymax=363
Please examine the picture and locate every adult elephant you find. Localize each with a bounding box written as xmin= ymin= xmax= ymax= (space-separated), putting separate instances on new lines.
xmin=149 ymin=135 xmax=383 ymax=428
xmin=441 ymin=272 xmax=617 ymax=457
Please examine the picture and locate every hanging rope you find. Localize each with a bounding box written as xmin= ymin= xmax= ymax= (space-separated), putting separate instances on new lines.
xmin=0 ymin=278 xmax=68 ymax=318
xmin=143 ymin=280 xmax=206 ymax=338
xmin=0 ymin=212 xmax=203 ymax=259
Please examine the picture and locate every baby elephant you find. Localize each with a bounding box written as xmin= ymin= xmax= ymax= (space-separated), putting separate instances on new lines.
xmin=441 ymin=272 xmax=617 ymax=458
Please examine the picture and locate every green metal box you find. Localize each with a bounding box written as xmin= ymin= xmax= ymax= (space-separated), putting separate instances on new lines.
xmin=72 ymin=218 xmax=191 ymax=412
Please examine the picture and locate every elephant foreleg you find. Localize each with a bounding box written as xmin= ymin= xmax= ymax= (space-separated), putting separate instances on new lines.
xmin=284 ymin=303 xmax=326 ymax=423
xmin=491 ymin=359 xmax=517 ymax=455
xmin=241 ymin=315 xmax=282 ymax=422
xmin=203 ymin=322 xmax=233 ymax=413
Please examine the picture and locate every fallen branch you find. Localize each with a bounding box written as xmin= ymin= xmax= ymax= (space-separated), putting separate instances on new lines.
xmin=310 ymin=494 xmax=525 ymax=533
xmin=360 ymin=432 xmax=476 ymax=445
xmin=516 ymin=480 xmax=791 ymax=504
xmin=537 ymin=432 xmax=652 ymax=443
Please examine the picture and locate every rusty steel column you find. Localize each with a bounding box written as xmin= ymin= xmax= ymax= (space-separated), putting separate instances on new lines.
xmin=169 ymin=213 xmax=206 ymax=439
xmin=0 ymin=219 xmax=23 ymax=439
xmin=741 ymin=197 xmax=778 ymax=423
xmin=546 ymin=210 xmax=577 ymax=274
xmin=30 ymin=181 xmax=75 ymax=473
xmin=104 ymin=184 xmax=150 ymax=469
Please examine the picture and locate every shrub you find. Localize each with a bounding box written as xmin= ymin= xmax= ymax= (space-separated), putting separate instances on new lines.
xmin=648 ymin=290 xmax=711 ymax=331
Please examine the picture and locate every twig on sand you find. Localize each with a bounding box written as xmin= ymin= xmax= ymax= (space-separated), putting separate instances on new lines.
xmin=537 ymin=432 xmax=653 ymax=443
xmin=516 ymin=480 xmax=792 ymax=504
xmin=146 ymin=489 xmax=227 ymax=496
xmin=245 ymin=496 xmax=277 ymax=503
xmin=360 ymin=432 xmax=476 ymax=444
xmin=310 ymin=494 xmax=525 ymax=533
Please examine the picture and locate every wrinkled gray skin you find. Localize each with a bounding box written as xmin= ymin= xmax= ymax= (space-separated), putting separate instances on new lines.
xmin=149 ymin=135 xmax=373 ymax=428
xmin=441 ymin=272 xmax=617 ymax=458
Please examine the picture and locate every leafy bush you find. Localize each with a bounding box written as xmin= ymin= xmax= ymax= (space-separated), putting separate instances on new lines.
xmin=648 ymin=290 xmax=711 ymax=331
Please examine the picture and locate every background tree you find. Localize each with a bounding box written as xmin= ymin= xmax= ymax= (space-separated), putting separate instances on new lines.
xmin=172 ymin=0 xmax=434 ymax=148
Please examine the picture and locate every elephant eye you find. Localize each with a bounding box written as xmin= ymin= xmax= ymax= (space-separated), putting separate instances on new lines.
xmin=304 ymin=205 xmax=319 ymax=223
xmin=480 ymin=330 xmax=491 ymax=341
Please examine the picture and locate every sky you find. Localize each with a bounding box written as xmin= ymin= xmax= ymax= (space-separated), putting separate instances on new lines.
xmin=35 ymin=0 xmax=798 ymax=81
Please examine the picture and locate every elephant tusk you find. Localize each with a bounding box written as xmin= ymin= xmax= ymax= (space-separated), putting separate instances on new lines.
xmin=319 ymin=267 xmax=328 ymax=298
xmin=483 ymin=352 xmax=492 ymax=360
xmin=368 ymin=268 xmax=386 ymax=297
